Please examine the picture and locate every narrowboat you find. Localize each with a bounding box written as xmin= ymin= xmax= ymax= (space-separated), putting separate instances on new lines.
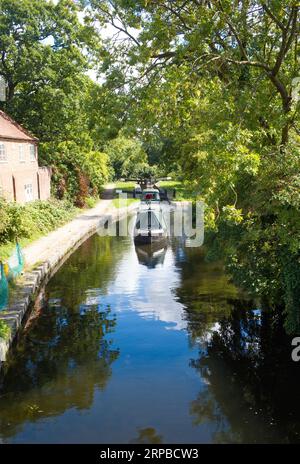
xmin=133 ymin=204 xmax=168 ymax=245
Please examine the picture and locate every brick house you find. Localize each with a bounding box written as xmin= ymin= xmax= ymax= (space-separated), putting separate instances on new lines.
xmin=0 ymin=110 xmax=51 ymax=203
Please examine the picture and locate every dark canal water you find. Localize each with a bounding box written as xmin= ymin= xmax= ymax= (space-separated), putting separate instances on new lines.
xmin=0 ymin=232 xmax=300 ymax=443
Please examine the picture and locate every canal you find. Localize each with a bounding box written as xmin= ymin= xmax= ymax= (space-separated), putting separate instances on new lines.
xmin=0 ymin=230 xmax=300 ymax=443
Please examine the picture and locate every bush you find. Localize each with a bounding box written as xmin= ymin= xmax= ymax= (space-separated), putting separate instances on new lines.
xmin=85 ymin=196 xmax=98 ymax=208
xmin=0 ymin=198 xmax=77 ymax=247
xmin=0 ymin=199 xmax=32 ymax=244
xmin=0 ymin=320 xmax=10 ymax=340
xmin=39 ymin=140 xmax=109 ymax=205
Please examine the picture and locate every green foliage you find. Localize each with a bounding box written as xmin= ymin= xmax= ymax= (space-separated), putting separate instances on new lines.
xmin=158 ymin=180 xmax=197 ymax=202
xmin=92 ymin=0 xmax=299 ymax=217
xmin=0 ymin=0 xmax=110 ymax=205
xmin=0 ymin=197 xmax=33 ymax=244
xmin=135 ymin=164 xmax=158 ymax=181
xmin=112 ymin=198 xmax=138 ymax=208
xmin=0 ymin=198 xmax=77 ymax=249
xmin=114 ymin=181 xmax=136 ymax=190
xmin=84 ymin=150 xmax=110 ymax=193
xmin=85 ymin=196 xmax=98 ymax=208
xmin=40 ymin=140 xmax=109 ymax=205
xmin=0 ymin=0 xmax=99 ymax=116
xmin=0 ymin=320 xmax=10 ymax=340
xmin=105 ymin=135 xmax=149 ymax=180
xmin=90 ymin=0 xmax=299 ymax=333
xmin=0 ymin=0 xmax=299 ymax=333
xmin=222 ymin=205 xmax=243 ymax=226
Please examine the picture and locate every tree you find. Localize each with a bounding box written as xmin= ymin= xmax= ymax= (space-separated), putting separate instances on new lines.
xmin=40 ymin=140 xmax=109 ymax=205
xmin=0 ymin=0 xmax=111 ymax=204
xmin=87 ymin=1 xmax=300 ymax=333
xmin=0 ymin=0 xmax=101 ymax=138
xmin=104 ymin=134 xmax=148 ymax=179
xmin=89 ymin=1 xmax=299 ymax=145
xmin=0 ymin=0 xmax=98 ymax=104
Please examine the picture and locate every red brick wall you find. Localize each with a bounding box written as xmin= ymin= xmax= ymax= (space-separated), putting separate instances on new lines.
xmin=0 ymin=171 xmax=14 ymax=200
xmin=38 ymin=167 xmax=52 ymax=201
xmin=0 ymin=139 xmax=51 ymax=203
xmin=13 ymin=169 xmax=39 ymax=203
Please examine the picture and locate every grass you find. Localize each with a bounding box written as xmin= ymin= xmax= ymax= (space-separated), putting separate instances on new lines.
xmin=0 ymin=235 xmax=40 ymax=261
xmin=114 ymin=181 xmax=136 ymax=190
xmin=112 ymin=198 xmax=139 ymax=208
xmin=158 ymin=180 xmax=181 ymax=189
xmin=157 ymin=180 xmax=197 ymax=201
xmin=114 ymin=179 xmax=197 ymax=201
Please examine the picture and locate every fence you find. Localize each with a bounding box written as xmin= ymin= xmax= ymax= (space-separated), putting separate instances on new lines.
xmin=0 ymin=243 xmax=24 ymax=311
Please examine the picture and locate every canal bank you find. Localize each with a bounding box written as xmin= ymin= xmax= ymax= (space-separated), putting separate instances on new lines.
xmin=0 ymin=198 xmax=138 ymax=369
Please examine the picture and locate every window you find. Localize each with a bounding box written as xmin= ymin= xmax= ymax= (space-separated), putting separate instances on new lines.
xmin=0 ymin=143 xmax=7 ymax=162
xmin=24 ymin=183 xmax=33 ymax=202
xmin=148 ymin=211 xmax=162 ymax=229
xmin=19 ymin=144 xmax=25 ymax=163
xmin=30 ymin=144 xmax=36 ymax=162
xmin=136 ymin=212 xmax=148 ymax=230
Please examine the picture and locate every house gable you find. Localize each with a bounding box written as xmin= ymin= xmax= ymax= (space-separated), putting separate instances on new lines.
xmin=0 ymin=112 xmax=51 ymax=204
xmin=0 ymin=110 xmax=38 ymax=143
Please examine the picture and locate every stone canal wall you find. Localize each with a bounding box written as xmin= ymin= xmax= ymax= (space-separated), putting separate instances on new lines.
xmin=0 ymin=200 xmax=138 ymax=371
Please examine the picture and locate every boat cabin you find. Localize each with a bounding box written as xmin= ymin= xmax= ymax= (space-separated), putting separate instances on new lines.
xmin=134 ymin=206 xmax=168 ymax=245
xmin=136 ymin=209 xmax=163 ymax=231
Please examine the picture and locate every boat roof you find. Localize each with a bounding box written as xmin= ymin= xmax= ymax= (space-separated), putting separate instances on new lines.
xmin=138 ymin=204 xmax=162 ymax=212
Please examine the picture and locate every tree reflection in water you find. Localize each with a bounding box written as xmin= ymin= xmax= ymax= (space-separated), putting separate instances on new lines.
xmin=167 ymin=238 xmax=300 ymax=443
xmin=0 ymin=235 xmax=125 ymax=439
xmin=0 ymin=302 xmax=118 ymax=439
xmin=188 ymin=304 xmax=300 ymax=443
xmin=1 ymin=232 xmax=300 ymax=443
xmin=130 ymin=427 xmax=163 ymax=444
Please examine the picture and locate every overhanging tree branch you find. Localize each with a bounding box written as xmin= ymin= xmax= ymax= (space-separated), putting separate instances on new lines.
xmin=272 ymin=6 xmax=299 ymax=76
xmin=95 ymin=2 xmax=140 ymax=47
xmin=262 ymin=2 xmax=285 ymax=31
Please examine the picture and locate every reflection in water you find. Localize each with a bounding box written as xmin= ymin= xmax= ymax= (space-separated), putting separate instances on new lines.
xmin=0 ymin=231 xmax=299 ymax=443
xmin=130 ymin=427 xmax=163 ymax=444
xmin=190 ymin=306 xmax=300 ymax=443
xmin=0 ymin=301 xmax=118 ymax=440
xmin=135 ymin=243 xmax=167 ymax=269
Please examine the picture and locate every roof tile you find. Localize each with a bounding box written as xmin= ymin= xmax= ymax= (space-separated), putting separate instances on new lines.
xmin=0 ymin=110 xmax=38 ymax=142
